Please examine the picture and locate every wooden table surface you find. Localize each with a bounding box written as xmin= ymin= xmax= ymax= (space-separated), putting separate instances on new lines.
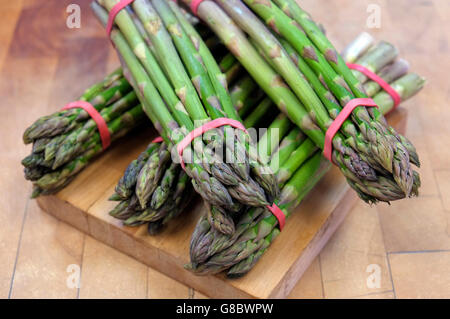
xmin=1 ymin=0 xmax=449 ymax=299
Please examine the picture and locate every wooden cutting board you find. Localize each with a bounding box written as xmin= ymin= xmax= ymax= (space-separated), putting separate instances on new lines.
xmin=36 ymin=109 xmax=407 ymax=299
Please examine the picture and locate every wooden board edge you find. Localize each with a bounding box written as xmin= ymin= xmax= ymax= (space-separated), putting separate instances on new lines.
xmin=37 ymin=195 xmax=89 ymax=234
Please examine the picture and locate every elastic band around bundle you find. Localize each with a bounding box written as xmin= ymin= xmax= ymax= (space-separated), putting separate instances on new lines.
xmin=62 ymin=101 xmax=111 ymax=150
xmin=323 ymin=98 xmax=378 ymax=162
xmin=106 ymin=0 xmax=135 ymax=38
xmin=151 ymin=136 xmax=164 ymax=143
xmin=347 ymin=63 xmax=401 ymax=110
xmin=267 ymin=203 xmax=285 ymax=231
xmin=176 ymin=118 xmax=247 ymax=170
xmin=190 ymin=0 xmax=205 ymax=15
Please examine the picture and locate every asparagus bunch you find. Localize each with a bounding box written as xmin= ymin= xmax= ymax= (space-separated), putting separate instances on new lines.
xmin=91 ymin=0 xmax=280 ymax=225
xmin=182 ymin=0 xmax=421 ymax=204
xmin=108 ymin=45 xmax=267 ymax=235
xmin=22 ymin=69 xmax=147 ymax=197
xmin=187 ymin=34 xmax=425 ymax=277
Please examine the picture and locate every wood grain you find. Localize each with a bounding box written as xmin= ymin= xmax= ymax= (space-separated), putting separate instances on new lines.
xmin=389 ymin=251 xmax=450 ymax=299
xmin=10 ymin=201 xmax=84 ymax=299
xmin=78 ymin=236 xmax=147 ymax=299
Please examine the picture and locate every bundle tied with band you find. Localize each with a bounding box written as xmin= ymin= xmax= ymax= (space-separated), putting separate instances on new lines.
xmin=21 ymin=68 xmax=146 ymax=197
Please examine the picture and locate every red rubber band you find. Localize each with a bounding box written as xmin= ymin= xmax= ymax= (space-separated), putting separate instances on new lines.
xmin=323 ymin=98 xmax=378 ymax=162
xmin=267 ymin=203 xmax=285 ymax=231
xmin=190 ymin=0 xmax=205 ymax=15
xmin=152 ymin=136 xmax=164 ymax=143
xmin=106 ymin=0 xmax=135 ymax=38
xmin=62 ymin=101 xmax=111 ymax=150
xmin=347 ymin=63 xmax=401 ymax=109
xmin=176 ymin=118 xmax=248 ymax=170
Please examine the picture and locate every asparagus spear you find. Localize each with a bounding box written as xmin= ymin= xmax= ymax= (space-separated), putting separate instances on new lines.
xmin=150 ymin=162 xmax=180 ymax=210
xmin=157 ymin=0 xmax=276 ymax=201
xmin=33 ymin=105 xmax=146 ymax=192
xmin=364 ymin=59 xmax=410 ymax=97
xmin=23 ymin=75 xmax=131 ymax=143
xmin=113 ymin=142 xmax=160 ymax=200
xmin=52 ymin=90 xmax=139 ymax=168
xmin=340 ymin=32 xmax=376 ymax=64
xmin=220 ymin=0 xmax=393 ymax=183
xmin=269 ymin=127 xmax=305 ymax=172
xmin=135 ymin=142 xmax=171 ymax=208
xmin=243 ymin=98 xmax=274 ymax=128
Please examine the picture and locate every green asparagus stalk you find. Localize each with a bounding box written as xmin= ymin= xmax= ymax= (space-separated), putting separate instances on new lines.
xmin=150 ymin=162 xmax=180 ymax=210
xmin=340 ymin=32 xmax=375 ymax=64
xmin=348 ymin=41 xmax=399 ymax=83
xmin=243 ymin=98 xmax=274 ymax=129
xmin=135 ymin=142 xmax=171 ymax=208
xmin=33 ymin=105 xmax=146 ymax=191
xmin=230 ymin=75 xmax=259 ymax=112
xmin=364 ymin=59 xmax=410 ymax=97
xmin=52 ymin=90 xmax=139 ymax=169
xmin=257 ymin=113 xmax=291 ymax=164
xmin=23 ymin=75 xmax=131 ymax=143
xmin=113 ymin=142 xmax=160 ymax=199
xmin=219 ymin=53 xmax=239 ymax=73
